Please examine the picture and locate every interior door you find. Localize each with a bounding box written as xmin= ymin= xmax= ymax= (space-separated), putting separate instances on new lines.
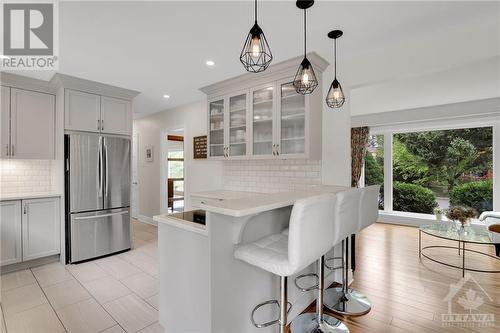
xmin=10 ymin=88 xmax=55 ymax=159
xmin=69 ymin=134 xmax=103 ymax=213
xmin=0 ymin=200 xmax=22 ymax=266
xmin=104 ymin=136 xmax=131 ymax=209
xmin=1 ymin=86 xmax=10 ymax=158
xmin=131 ymin=133 xmax=139 ymax=218
xmin=101 ymin=96 xmax=132 ymax=135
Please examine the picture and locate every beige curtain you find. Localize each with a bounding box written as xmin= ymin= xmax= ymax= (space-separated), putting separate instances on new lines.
xmin=351 ymin=127 xmax=370 ymax=188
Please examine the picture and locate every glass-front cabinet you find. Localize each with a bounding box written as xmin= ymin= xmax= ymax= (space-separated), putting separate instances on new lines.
xmin=208 ymin=99 xmax=225 ymax=157
xmin=228 ymin=93 xmax=248 ymax=157
xmin=251 ymin=85 xmax=275 ymax=157
xmin=204 ymin=53 xmax=326 ymax=160
xmin=278 ymin=81 xmax=306 ymax=156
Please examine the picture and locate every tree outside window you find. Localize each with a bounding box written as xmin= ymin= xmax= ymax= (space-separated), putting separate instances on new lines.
xmin=365 ymin=127 xmax=493 ymax=216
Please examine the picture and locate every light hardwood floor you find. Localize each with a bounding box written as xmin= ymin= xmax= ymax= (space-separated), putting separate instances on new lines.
xmin=1 ymin=221 xmax=499 ymax=333
xmin=313 ymin=223 xmax=500 ymax=333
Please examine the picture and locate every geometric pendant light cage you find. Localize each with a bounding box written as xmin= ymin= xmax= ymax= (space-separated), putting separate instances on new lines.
xmin=326 ymin=29 xmax=345 ymax=108
xmin=240 ymin=0 xmax=273 ymax=73
xmin=293 ymin=0 xmax=318 ymax=95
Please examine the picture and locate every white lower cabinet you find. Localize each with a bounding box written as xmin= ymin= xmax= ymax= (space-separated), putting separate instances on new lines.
xmin=0 ymin=201 xmax=22 ymax=266
xmin=0 ymin=197 xmax=60 ymax=266
xmin=22 ymin=198 xmax=61 ymax=261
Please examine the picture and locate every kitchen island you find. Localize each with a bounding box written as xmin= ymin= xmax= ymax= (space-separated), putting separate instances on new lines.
xmin=154 ymin=187 xmax=349 ymax=333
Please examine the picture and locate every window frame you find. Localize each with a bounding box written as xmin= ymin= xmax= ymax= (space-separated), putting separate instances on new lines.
xmin=366 ymin=117 xmax=499 ymax=226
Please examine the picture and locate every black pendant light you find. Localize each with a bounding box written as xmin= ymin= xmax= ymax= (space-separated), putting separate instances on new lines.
xmin=240 ymin=0 xmax=273 ymax=73
xmin=326 ymin=30 xmax=345 ymax=108
xmin=293 ymin=0 xmax=318 ymax=95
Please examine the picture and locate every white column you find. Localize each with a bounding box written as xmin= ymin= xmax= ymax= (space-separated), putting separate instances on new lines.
xmin=383 ymin=133 xmax=393 ymax=212
xmin=493 ymin=123 xmax=500 ymax=211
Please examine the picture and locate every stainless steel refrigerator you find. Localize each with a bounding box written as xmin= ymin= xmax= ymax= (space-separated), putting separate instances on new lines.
xmin=65 ymin=133 xmax=131 ymax=263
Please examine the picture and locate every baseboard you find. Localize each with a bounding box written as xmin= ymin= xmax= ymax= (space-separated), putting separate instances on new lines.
xmin=1 ymin=255 xmax=60 ymax=274
xmin=137 ymin=214 xmax=158 ymax=226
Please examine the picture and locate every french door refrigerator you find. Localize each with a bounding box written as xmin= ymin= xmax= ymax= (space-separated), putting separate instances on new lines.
xmin=65 ymin=133 xmax=131 ymax=263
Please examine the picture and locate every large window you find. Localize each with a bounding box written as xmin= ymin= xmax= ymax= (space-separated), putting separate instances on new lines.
xmin=365 ymin=126 xmax=494 ymax=218
xmin=365 ymin=134 xmax=384 ymax=209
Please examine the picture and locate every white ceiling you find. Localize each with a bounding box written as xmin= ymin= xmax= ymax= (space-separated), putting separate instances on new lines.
xmin=8 ymin=1 xmax=500 ymax=117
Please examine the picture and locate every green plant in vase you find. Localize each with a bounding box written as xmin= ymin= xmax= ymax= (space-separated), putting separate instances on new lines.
xmin=445 ymin=206 xmax=477 ymax=229
xmin=433 ymin=207 xmax=444 ymax=221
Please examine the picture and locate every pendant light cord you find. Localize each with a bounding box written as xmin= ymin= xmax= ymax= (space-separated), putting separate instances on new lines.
xmin=303 ymin=9 xmax=307 ymax=56
xmin=254 ymin=0 xmax=257 ymax=23
xmin=334 ymin=38 xmax=337 ymax=79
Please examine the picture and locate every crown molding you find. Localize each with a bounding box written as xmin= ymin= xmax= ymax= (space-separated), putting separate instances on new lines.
xmin=0 ymin=72 xmax=55 ymax=94
xmin=199 ymin=52 xmax=329 ymax=97
xmin=50 ymin=73 xmax=140 ymax=100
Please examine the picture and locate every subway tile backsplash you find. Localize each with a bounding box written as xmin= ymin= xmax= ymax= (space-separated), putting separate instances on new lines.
xmin=222 ymin=159 xmax=322 ymax=193
xmin=0 ymin=159 xmax=53 ymax=195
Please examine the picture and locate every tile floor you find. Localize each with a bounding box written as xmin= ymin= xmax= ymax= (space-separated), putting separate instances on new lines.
xmin=0 ymin=219 xmax=162 ymax=333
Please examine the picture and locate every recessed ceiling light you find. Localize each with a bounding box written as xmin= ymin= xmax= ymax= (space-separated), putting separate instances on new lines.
xmin=205 ymin=60 xmax=215 ymax=66
xmin=163 ymin=94 xmax=170 ymax=99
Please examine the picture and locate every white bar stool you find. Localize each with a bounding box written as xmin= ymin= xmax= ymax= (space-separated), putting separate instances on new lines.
xmin=234 ymin=194 xmax=349 ymax=333
xmin=323 ymin=188 xmax=372 ymax=316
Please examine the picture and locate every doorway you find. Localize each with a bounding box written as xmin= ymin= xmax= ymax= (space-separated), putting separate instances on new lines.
xmin=160 ymin=129 xmax=185 ymax=213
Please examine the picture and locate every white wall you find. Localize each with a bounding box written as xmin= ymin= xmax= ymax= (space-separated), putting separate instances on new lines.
xmin=350 ymin=57 xmax=500 ymax=116
xmin=322 ymin=68 xmax=351 ymax=187
xmin=133 ymin=101 xmax=222 ymax=219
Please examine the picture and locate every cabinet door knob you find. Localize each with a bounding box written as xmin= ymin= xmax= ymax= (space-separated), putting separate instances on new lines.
xmin=101 ymin=120 xmax=104 ymax=131
xmin=5 ymin=144 xmax=9 ymax=156
xmin=23 ymin=204 xmax=27 ymax=214
xmin=97 ymin=119 xmax=100 ymax=130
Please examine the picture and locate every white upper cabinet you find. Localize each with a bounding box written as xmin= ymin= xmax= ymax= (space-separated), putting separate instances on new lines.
xmin=65 ymin=89 xmax=101 ymax=132
xmin=10 ymin=88 xmax=55 ymax=159
xmin=1 ymin=86 xmax=10 ymax=158
xmin=22 ymin=197 xmax=60 ymax=262
xmin=276 ymin=79 xmax=308 ymax=158
xmin=64 ymin=89 xmax=132 ymax=135
xmin=251 ymin=84 xmax=275 ymax=158
xmin=228 ymin=92 xmax=249 ymax=158
xmin=101 ymin=96 xmax=132 ymax=135
xmin=201 ymin=53 xmax=328 ymax=160
xmin=208 ymin=98 xmax=226 ymax=158
xmin=0 ymin=200 xmax=22 ymax=266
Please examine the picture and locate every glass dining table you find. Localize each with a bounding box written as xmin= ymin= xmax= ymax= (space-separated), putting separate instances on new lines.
xmin=419 ymin=222 xmax=500 ymax=277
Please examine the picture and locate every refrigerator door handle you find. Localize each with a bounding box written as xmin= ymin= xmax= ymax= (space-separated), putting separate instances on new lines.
xmin=98 ymin=136 xmax=104 ymax=197
xmin=73 ymin=211 xmax=128 ymax=220
xmin=104 ymin=137 xmax=109 ymax=197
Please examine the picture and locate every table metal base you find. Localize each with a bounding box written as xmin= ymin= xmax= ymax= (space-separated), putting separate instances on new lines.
xmin=419 ymin=229 xmax=500 ymax=277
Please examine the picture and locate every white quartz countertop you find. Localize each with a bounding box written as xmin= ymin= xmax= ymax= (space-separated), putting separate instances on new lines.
xmin=0 ymin=192 xmax=63 ymax=201
xmin=197 ymin=186 xmax=349 ymax=217
xmin=154 ymin=211 xmax=208 ymax=236
xmin=191 ymin=190 xmax=261 ymax=200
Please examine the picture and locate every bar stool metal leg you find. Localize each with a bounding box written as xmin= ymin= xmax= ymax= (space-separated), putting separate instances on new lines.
xmin=280 ymin=276 xmax=288 ymax=333
xmin=291 ymin=256 xmax=349 ymax=333
xmin=323 ymin=238 xmax=372 ymax=316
